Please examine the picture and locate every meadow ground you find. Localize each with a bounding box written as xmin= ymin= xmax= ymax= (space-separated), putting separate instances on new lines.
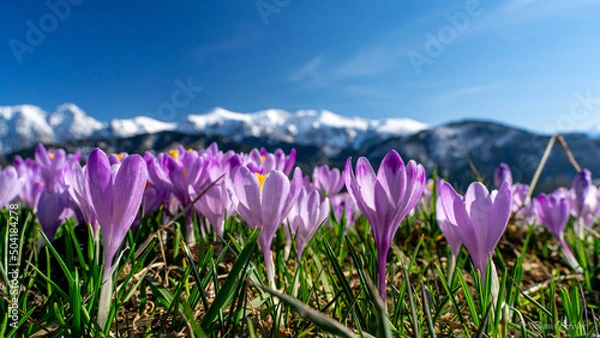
xmin=1 ymin=194 xmax=598 ymax=337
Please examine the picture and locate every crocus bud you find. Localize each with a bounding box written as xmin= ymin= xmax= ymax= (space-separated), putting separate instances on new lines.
xmin=571 ymin=169 xmax=595 ymax=218
xmin=494 ymin=163 xmax=513 ymax=189
xmin=571 ymin=169 xmax=597 ymax=238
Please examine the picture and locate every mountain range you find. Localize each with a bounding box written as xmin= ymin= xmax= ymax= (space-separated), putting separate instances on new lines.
xmin=0 ymin=104 xmax=428 ymax=155
xmin=2 ymin=104 xmax=599 ymax=192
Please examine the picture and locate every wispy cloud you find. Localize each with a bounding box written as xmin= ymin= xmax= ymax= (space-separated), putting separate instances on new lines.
xmin=288 ymin=55 xmax=324 ymax=82
xmin=334 ymin=45 xmax=408 ymax=78
xmin=288 ymin=39 xmax=413 ymax=86
xmin=469 ymin=0 xmax=600 ymax=34
xmin=288 ymin=4 xmax=467 ymax=83
xmin=500 ymin=0 xmax=600 ymax=19
xmin=428 ymin=82 xmax=507 ymax=105
xmin=195 ymin=23 xmax=263 ymax=62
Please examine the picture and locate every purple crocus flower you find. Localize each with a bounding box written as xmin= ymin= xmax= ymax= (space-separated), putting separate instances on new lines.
xmin=35 ymin=144 xmax=68 ymax=193
xmin=312 ymin=165 xmax=344 ymax=198
xmin=412 ymin=178 xmax=435 ymax=216
xmin=87 ymin=148 xmax=148 ymax=275
xmin=536 ymin=192 xmax=580 ymax=270
xmin=245 ymin=148 xmax=296 ymax=175
xmin=509 ymin=183 xmax=539 ymax=225
xmin=62 ymin=160 xmax=99 ymax=232
xmin=511 ymin=183 xmax=529 ymax=213
xmin=85 ymin=148 xmax=148 ymax=273
xmin=0 ymin=167 xmax=25 ymax=209
xmin=330 ymin=192 xmax=358 ymax=232
xmin=37 ymin=190 xmax=71 ymax=240
xmin=228 ymin=165 xmax=302 ymax=287
xmin=438 ymin=181 xmax=512 ymax=279
xmin=86 ymin=148 xmax=147 ymax=329
xmin=571 ymin=169 xmax=594 ymax=216
xmin=343 ymin=150 xmax=426 ymax=301
xmin=164 ymin=147 xmax=208 ymax=244
xmin=108 ymin=152 xmax=128 ymax=165
xmin=494 ymin=163 xmax=513 ymax=189
xmin=141 ymin=184 xmax=167 ymax=217
xmin=266 ymin=148 xmax=296 ymax=175
xmin=287 ymin=187 xmax=330 ymax=260
xmin=571 ymin=169 xmax=597 ymax=237
xmin=595 ymin=189 xmax=600 ymax=218
xmin=13 ymin=156 xmax=44 ymax=211
xmin=436 ymin=178 xmax=463 ymax=279
xmin=189 ymin=158 xmax=235 ymax=237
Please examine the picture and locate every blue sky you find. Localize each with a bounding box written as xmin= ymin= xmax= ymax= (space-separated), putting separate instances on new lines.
xmin=2 ymin=0 xmax=600 ymax=133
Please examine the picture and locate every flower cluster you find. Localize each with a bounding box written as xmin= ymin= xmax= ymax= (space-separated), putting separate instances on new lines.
xmin=1 ymin=145 xmax=598 ymax=325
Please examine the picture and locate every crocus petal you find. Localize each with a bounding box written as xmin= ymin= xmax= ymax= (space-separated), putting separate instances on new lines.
xmin=344 ymin=158 xmax=376 ymax=224
xmin=87 ymin=148 xmax=114 ymax=232
xmin=377 ymin=150 xmax=406 ymax=203
xmin=436 ymin=179 xmax=462 ymax=257
xmin=282 ymin=167 xmax=304 ymax=220
xmin=395 ymin=160 xmax=426 ymax=223
xmin=260 ymin=170 xmax=289 ymax=233
xmin=450 ymin=188 xmax=481 ymax=270
xmin=484 ymin=182 xmax=512 ymax=253
xmin=283 ymin=148 xmax=296 ymax=175
xmin=111 ymin=155 xmax=148 ymax=233
xmin=0 ymin=167 xmax=24 ymax=208
xmin=231 ymin=166 xmax=262 ymax=227
xmin=355 ymin=158 xmax=377 ymax=207
xmin=37 ymin=190 xmax=70 ymax=240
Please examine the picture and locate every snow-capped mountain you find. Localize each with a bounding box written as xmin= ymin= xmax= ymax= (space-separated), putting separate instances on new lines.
xmin=179 ymin=107 xmax=429 ymax=148
xmin=48 ymin=103 xmax=105 ymax=140
xmin=0 ymin=105 xmax=56 ymax=154
xmin=109 ymin=116 xmax=177 ymax=138
xmin=0 ymin=104 xmax=429 ymax=155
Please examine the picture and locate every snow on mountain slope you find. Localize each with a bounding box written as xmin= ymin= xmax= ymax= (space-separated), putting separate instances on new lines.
xmin=586 ymin=122 xmax=600 ymax=139
xmin=49 ymin=103 xmax=105 ymax=140
xmin=0 ymin=104 xmax=430 ymax=154
xmin=372 ymin=118 xmax=429 ymax=136
xmin=181 ymin=108 xmax=428 ymax=149
xmin=0 ymin=105 xmax=57 ymax=154
xmin=110 ymin=116 xmax=176 ymax=138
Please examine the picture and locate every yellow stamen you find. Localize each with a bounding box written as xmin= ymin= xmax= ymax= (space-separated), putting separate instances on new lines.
xmin=255 ymin=173 xmax=267 ymax=192
xmin=183 ymin=168 xmax=188 ymax=178
xmin=260 ymin=155 xmax=265 ymax=163
xmin=188 ymin=148 xmax=194 ymax=152
xmin=169 ymin=149 xmax=179 ymax=162
xmin=49 ymin=152 xmax=55 ymax=159
xmin=427 ymin=182 xmax=434 ymax=190
xmin=115 ymin=153 xmax=125 ymax=160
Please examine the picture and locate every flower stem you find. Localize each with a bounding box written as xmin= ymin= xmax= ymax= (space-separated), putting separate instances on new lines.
xmin=447 ymin=254 xmax=457 ymax=286
xmin=97 ymin=267 xmax=113 ymax=330
xmin=186 ymin=211 xmax=197 ymax=246
xmin=559 ymin=237 xmax=581 ymax=272
xmin=377 ymin=246 xmax=389 ymax=303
